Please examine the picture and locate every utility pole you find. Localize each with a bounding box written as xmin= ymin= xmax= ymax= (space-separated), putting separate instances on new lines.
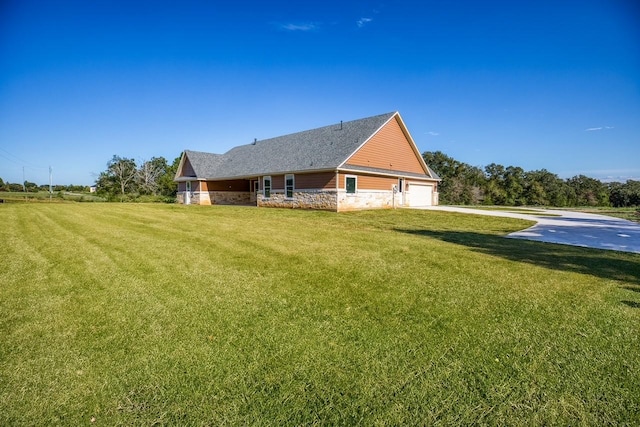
xmin=22 ymin=166 xmax=26 ymax=192
xmin=49 ymin=166 xmax=53 ymax=201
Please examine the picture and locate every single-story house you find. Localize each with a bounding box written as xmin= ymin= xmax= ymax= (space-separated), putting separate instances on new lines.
xmin=174 ymin=111 xmax=440 ymax=211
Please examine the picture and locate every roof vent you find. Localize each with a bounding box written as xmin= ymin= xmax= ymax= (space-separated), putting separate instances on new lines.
xmin=340 ymin=120 xmax=343 ymax=130
xmin=252 ymin=138 xmax=257 ymax=145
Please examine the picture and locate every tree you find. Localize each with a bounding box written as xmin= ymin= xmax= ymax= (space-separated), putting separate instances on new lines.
xmin=422 ymin=151 xmax=485 ymax=204
xmin=503 ymin=166 xmax=525 ymax=205
xmin=483 ymin=163 xmax=507 ymax=205
xmin=137 ymin=157 xmax=167 ymax=195
xmin=566 ymin=175 xmax=609 ymax=206
xmin=97 ymin=156 xmax=137 ymax=201
xmin=157 ymin=155 xmax=181 ymax=197
xmin=523 ymin=169 xmax=564 ymax=206
xmin=24 ymin=181 xmax=38 ymax=192
xmin=609 ymin=180 xmax=640 ymax=207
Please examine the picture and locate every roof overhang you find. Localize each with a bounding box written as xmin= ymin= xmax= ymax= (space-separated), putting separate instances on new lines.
xmin=338 ymin=165 xmax=440 ymax=181
xmin=192 ymin=167 xmax=338 ymax=182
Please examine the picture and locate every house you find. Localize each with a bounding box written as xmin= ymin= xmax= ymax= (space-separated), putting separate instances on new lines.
xmin=174 ymin=111 xmax=440 ymax=211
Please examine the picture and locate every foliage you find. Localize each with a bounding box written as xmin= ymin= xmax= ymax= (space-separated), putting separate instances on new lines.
xmin=157 ymin=155 xmax=181 ymax=197
xmin=422 ymin=151 xmax=484 ymax=204
xmin=1 ymin=204 xmax=639 ymax=425
xmin=94 ymin=155 xmax=179 ymax=201
xmin=609 ymin=180 xmax=640 ymax=208
xmin=423 ymin=151 xmax=637 ymax=207
xmin=95 ymin=155 xmax=137 ymax=201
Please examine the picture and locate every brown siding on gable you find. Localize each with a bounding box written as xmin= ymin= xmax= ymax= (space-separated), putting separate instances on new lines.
xmin=345 ymin=116 xmax=426 ymax=175
xmin=295 ymin=172 xmax=336 ymax=190
xmin=181 ymin=157 xmax=196 ymax=176
xmin=337 ymin=172 xmax=397 ymax=191
xmin=206 ymin=180 xmax=250 ymax=192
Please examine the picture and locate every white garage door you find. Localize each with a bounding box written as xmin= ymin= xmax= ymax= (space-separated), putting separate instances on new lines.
xmin=409 ymin=184 xmax=433 ymax=207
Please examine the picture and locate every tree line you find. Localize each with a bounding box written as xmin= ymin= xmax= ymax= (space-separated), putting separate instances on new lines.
xmin=422 ymin=151 xmax=640 ymax=208
xmin=3 ymin=151 xmax=638 ymax=208
xmin=0 ymin=178 xmax=90 ymax=193
xmin=95 ymin=155 xmax=181 ymax=201
xmin=0 ymin=155 xmax=180 ymax=202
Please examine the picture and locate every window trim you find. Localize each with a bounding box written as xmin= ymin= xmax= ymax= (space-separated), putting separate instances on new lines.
xmin=345 ymin=175 xmax=357 ymax=195
xmin=285 ymin=174 xmax=295 ymax=199
xmin=263 ymin=176 xmax=271 ymax=198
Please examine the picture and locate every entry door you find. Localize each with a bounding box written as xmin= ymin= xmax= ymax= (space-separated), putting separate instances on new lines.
xmin=398 ymin=178 xmax=405 ymax=205
xmin=185 ymin=181 xmax=191 ymax=205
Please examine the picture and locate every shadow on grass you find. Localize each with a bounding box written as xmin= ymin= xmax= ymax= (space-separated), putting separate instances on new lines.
xmin=396 ymin=228 xmax=640 ymax=285
xmin=622 ymin=301 xmax=640 ymax=309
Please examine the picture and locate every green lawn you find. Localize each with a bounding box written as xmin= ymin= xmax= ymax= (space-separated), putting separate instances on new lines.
xmin=1 ymin=204 xmax=639 ymax=425
xmin=572 ymin=206 xmax=640 ymax=223
xmin=0 ymin=191 xmax=106 ymax=203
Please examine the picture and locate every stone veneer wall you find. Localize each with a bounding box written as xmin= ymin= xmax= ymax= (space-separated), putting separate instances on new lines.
xmin=258 ymin=190 xmax=338 ymax=211
xmin=177 ymin=189 xmax=411 ymax=210
xmin=337 ymin=190 xmax=396 ymax=211
xmin=209 ymin=191 xmax=251 ymax=205
xmin=177 ymin=191 xmax=250 ymax=205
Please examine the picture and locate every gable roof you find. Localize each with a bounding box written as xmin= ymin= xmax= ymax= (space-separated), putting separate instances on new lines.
xmin=177 ymin=112 xmax=439 ymax=181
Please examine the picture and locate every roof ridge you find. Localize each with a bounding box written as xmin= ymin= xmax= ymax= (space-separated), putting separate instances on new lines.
xmin=236 ymin=111 xmax=397 ymax=149
xmin=181 ymin=112 xmax=404 ymax=179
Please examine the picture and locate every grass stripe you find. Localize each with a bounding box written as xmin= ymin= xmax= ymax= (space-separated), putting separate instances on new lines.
xmin=1 ymin=204 xmax=639 ymax=424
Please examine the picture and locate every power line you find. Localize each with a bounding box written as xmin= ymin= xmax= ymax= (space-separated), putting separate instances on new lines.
xmin=0 ymin=147 xmax=47 ymax=170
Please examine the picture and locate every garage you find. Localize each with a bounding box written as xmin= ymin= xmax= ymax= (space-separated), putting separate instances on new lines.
xmin=408 ymin=183 xmax=433 ymax=207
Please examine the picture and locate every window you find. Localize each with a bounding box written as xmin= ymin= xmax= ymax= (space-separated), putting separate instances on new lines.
xmin=263 ymin=176 xmax=271 ymax=198
xmin=398 ymin=178 xmax=404 ymax=193
xmin=345 ymin=176 xmax=357 ymax=194
xmin=285 ymin=174 xmax=294 ymax=199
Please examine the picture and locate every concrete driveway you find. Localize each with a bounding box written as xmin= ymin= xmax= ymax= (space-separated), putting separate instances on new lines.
xmin=423 ymin=206 xmax=640 ymax=254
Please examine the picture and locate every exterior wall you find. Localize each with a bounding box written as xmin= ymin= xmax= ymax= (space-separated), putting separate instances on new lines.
xmin=177 ymin=180 xmax=250 ymax=205
xmin=209 ymin=191 xmax=251 ymax=205
xmin=337 ymin=189 xmax=395 ymax=211
xmin=294 ymin=172 xmax=336 ymax=190
xmin=176 ymin=171 xmax=437 ymax=209
xmin=337 ymin=172 xmax=397 ymax=191
xmin=257 ymin=189 xmax=338 ymax=211
xmin=206 ymin=180 xmax=251 ymax=192
xmin=177 ymin=190 xmax=209 ymax=205
xmin=345 ymin=116 xmax=427 ymax=175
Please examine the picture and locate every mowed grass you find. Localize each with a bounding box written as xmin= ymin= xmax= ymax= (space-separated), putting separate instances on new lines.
xmin=1 ymin=204 xmax=639 ymax=425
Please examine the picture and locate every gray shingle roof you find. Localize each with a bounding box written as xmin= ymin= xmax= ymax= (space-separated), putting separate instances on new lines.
xmin=180 ymin=151 xmax=223 ymax=178
xmin=183 ymin=112 xmax=397 ymax=179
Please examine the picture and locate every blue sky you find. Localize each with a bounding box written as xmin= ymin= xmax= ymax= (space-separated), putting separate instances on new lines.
xmin=1 ymin=0 xmax=638 ymax=185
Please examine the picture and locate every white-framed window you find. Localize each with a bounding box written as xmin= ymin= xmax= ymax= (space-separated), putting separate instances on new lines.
xmin=345 ymin=175 xmax=357 ymax=195
xmin=186 ymin=181 xmax=191 ymax=192
xmin=285 ymin=174 xmax=294 ymax=199
xmin=263 ymin=176 xmax=271 ymax=198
